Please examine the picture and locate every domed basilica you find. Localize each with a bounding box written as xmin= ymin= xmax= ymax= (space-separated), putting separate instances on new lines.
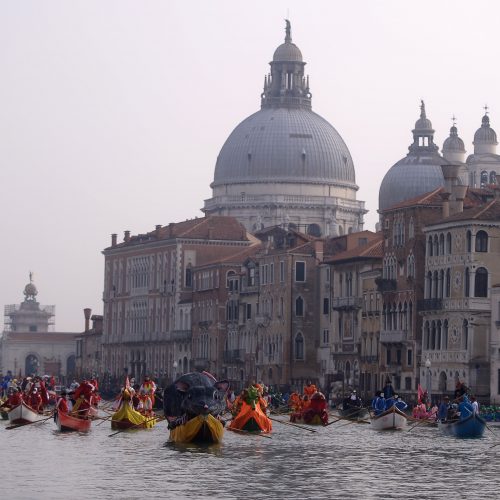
xmin=203 ymin=21 xmax=366 ymax=237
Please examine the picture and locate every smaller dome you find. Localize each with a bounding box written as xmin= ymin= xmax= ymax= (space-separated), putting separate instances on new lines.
xmin=474 ymin=114 xmax=498 ymax=144
xmin=443 ymin=126 xmax=465 ymax=152
xmin=273 ymin=42 xmax=303 ymax=62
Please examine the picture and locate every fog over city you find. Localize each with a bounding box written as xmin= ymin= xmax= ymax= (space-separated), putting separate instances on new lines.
xmin=1 ymin=0 xmax=499 ymax=332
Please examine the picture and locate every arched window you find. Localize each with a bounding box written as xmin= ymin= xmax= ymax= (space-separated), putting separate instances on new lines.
xmin=439 ymin=269 xmax=444 ymax=298
xmin=475 ymin=267 xmax=488 ymax=297
xmin=428 ymin=236 xmax=433 ymax=257
xmin=465 ymin=268 xmax=470 ymax=297
xmin=446 ymin=268 xmax=451 ymax=297
xmin=439 ymin=234 xmax=445 ymax=255
xmin=480 ymin=171 xmax=489 ymax=187
xmin=466 ymin=231 xmax=472 ymax=253
xmin=409 ymin=217 xmax=415 ymax=239
xmin=433 ymin=235 xmax=439 ymax=256
xmin=295 ymin=296 xmax=304 ymax=316
xmin=295 ymin=333 xmax=304 ymax=360
xmin=443 ymin=320 xmax=449 ymax=350
xmin=432 ymin=270 xmax=439 ymax=298
xmin=437 ymin=320 xmax=442 ymax=350
xmin=431 ymin=321 xmax=436 ymax=350
xmin=446 ymin=233 xmax=452 ymax=255
xmin=475 ymin=230 xmax=488 ymax=252
xmin=490 ymin=171 xmax=497 ymax=184
xmin=424 ymin=321 xmax=430 ymax=350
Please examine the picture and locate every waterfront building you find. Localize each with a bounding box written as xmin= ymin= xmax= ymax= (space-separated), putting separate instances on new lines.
xmin=491 ymin=284 xmax=500 ymax=404
xmin=101 ymin=216 xmax=251 ymax=382
xmin=203 ymin=21 xmax=366 ymax=237
xmin=421 ymin=181 xmax=500 ymax=400
xmin=0 ymin=276 xmax=78 ymax=379
xmin=320 ymin=231 xmax=382 ymax=399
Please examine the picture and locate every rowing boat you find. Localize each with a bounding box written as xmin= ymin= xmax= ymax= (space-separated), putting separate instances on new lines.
xmin=338 ymin=406 xmax=369 ymax=421
xmin=169 ymin=414 xmax=224 ymax=444
xmin=438 ymin=413 xmax=486 ymax=438
xmin=8 ymin=402 xmax=45 ymax=425
xmin=55 ymin=410 xmax=91 ymax=433
xmin=111 ymin=403 xmax=157 ymax=430
xmin=229 ymin=401 xmax=272 ymax=433
xmin=370 ymin=405 xmax=407 ymax=430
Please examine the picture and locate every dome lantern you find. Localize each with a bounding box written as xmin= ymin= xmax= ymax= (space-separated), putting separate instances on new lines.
xmin=261 ymin=20 xmax=311 ymax=110
xmin=442 ymin=116 xmax=466 ymax=163
xmin=473 ymin=107 xmax=498 ymax=154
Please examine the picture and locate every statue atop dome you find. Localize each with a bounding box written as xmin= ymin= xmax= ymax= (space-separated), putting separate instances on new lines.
xmin=23 ymin=271 xmax=38 ymax=301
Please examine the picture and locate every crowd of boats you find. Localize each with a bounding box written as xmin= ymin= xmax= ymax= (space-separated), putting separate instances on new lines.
xmin=0 ymin=373 xmax=494 ymax=443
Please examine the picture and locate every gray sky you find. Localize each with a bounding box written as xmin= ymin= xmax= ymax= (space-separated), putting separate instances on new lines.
xmin=1 ymin=0 xmax=499 ymax=331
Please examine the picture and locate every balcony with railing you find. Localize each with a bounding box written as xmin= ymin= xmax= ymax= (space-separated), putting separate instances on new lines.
xmin=422 ymin=349 xmax=469 ymax=364
xmin=360 ymin=355 xmax=379 ymax=364
xmin=380 ymin=329 xmax=408 ymax=343
xmin=331 ymin=297 xmax=363 ymax=310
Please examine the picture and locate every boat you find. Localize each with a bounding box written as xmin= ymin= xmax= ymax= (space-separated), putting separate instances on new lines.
xmin=291 ymin=413 xmax=326 ymax=426
xmin=55 ymin=410 xmax=91 ymax=433
xmin=338 ymin=406 xmax=369 ymax=421
xmin=370 ymin=405 xmax=407 ymax=430
xmin=229 ymin=401 xmax=272 ymax=434
xmin=111 ymin=403 xmax=157 ymax=430
xmin=169 ymin=414 xmax=224 ymax=444
xmin=7 ymin=402 xmax=45 ymax=425
xmin=1 ymin=411 xmax=8 ymax=420
xmin=438 ymin=413 xmax=486 ymax=438
xmin=290 ymin=391 xmax=329 ymax=426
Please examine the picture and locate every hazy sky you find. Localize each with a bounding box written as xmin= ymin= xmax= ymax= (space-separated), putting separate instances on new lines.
xmin=2 ymin=0 xmax=500 ymax=331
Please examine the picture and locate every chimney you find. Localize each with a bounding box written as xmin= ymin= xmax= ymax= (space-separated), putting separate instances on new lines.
xmin=314 ymin=240 xmax=324 ymax=262
xmin=451 ymin=185 xmax=468 ymax=214
xmin=155 ymin=225 xmax=162 ymax=239
xmin=439 ymin=192 xmax=450 ymax=218
xmin=168 ymin=222 xmax=175 ymax=238
xmin=441 ymin=164 xmax=460 ymax=194
xmin=83 ymin=308 xmax=91 ymax=332
xmin=124 ymin=230 xmax=131 ymax=243
xmin=111 ymin=233 xmax=117 ymax=247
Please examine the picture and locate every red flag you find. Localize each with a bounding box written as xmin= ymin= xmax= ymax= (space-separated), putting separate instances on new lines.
xmin=417 ymin=384 xmax=424 ymax=404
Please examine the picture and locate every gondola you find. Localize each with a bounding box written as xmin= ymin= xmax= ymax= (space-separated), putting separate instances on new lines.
xmin=7 ymin=402 xmax=45 ymax=425
xmin=111 ymin=403 xmax=157 ymax=430
xmin=229 ymin=402 xmax=272 ymax=434
xmin=438 ymin=412 xmax=486 ymax=438
xmin=370 ymin=405 xmax=407 ymax=430
xmin=168 ymin=414 xmax=224 ymax=444
xmin=55 ymin=409 xmax=91 ymax=433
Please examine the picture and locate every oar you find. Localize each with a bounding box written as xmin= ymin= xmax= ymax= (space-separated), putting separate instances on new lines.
xmin=228 ymin=427 xmax=272 ymax=439
xmin=268 ymin=416 xmax=317 ymax=433
xmin=6 ymin=412 xmax=54 ymax=430
xmin=96 ymin=414 xmax=115 ymax=426
xmin=407 ymin=416 xmax=435 ymax=432
xmin=108 ymin=415 xmax=164 ymax=437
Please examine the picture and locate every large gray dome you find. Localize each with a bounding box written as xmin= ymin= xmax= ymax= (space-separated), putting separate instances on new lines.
xmin=379 ymin=102 xmax=445 ymax=211
xmin=212 ymin=107 xmax=356 ymax=187
xmin=473 ymin=114 xmax=498 ymax=144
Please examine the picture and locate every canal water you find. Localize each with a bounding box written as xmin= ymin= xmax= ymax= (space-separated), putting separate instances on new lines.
xmin=1 ymin=410 xmax=499 ymax=500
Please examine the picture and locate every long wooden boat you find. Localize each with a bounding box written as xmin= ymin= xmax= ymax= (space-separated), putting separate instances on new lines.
xmin=111 ymin=403 xmax=157 ymax=430
xmin=8 ymin=402 xmax=44 ymax=425
xmin=55 ymin=410 xmax=91 ymax=433
xmin=169 ymin=414 xmax=224 ymax=444
xmin=229 ymin=403 xmax=272 ymax=433
xmin=438 ymin=413 xmax=486 ymax=438
xmin=290 ymin=412 xmax=326 ymax=426
xmin=370 ymin=405 xmax=407 ymax=430
xmin=338 ymin=406 xmax=369 ymax=420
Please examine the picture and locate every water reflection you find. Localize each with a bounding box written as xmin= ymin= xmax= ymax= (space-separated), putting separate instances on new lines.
xmin=1 ymin=413 xmax=499 ymax=499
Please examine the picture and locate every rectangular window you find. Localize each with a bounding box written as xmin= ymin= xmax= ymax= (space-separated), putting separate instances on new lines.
xmin=326 ymin=267 xmax=331 ymax=283
xmin=407 ymin=349 xmax=413 ymax=367
xmin=246 ymin=303 xmax=252 ymax=320
xmin=323 ymin=329 xmax=329 ymax=344
xmin=396 ymin=349 xmax=402 ymax=365
xmin=387 ymin=348 xmax=391 ymax=365
xmin=323 ymin=297 xmax=329 ymax=315
xmin=295 ymin=261 xmax=306 ymax=282
xmin=280 ymin=261 xmax=285 ymax=282
xmin=270 ymin=263 xmax=274 ymax=284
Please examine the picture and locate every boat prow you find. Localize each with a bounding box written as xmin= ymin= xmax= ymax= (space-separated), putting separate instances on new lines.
xmin=370 ymin=405 xmax=407 ymax=430
xmin=55 ymin=410 xmax=91 ymax=433
xmin=111 ymin=404 xmax=157 ymax=430
xmin=8 ymin=402 xmax=45 ymax=425
xmin=438 ymin=413 xmax=486 ymax=438
xmin=169 ymin=414 xmax=224 ymax=444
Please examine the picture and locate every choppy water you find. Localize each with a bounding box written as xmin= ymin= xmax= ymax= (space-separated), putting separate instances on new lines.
xmin=1 ymin=409 xmax=499 ymax=500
